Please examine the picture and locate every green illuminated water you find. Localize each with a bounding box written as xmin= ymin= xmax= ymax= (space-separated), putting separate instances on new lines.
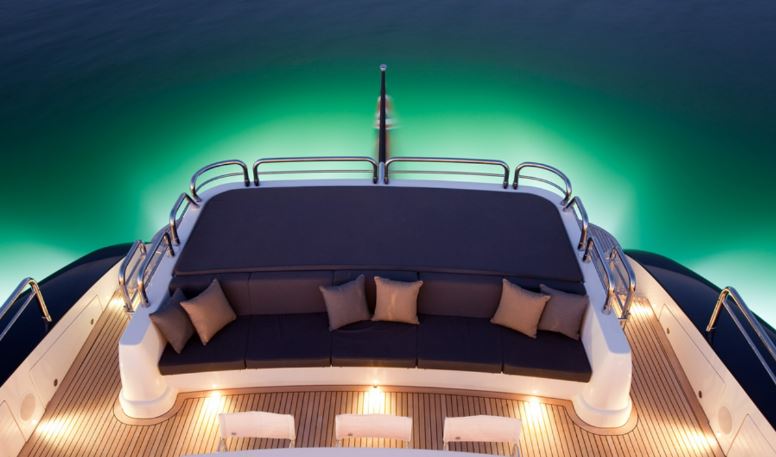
xmin=1 ymin=1 xmax=774 ymax=322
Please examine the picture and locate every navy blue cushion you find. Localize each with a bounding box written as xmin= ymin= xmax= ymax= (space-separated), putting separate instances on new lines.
xmin=418 ymin=273 xmax=502 ymax=318
xmin=417 ymin=315 xmax=502 ymax=373
xmin=245 ymin=314 xmax=331 ymax=368
xmin=158 ymin=318 xmax=250 ymax=375
xmin=247 ymin=271 xmax=333 ymax=315
xmin=501 ymin=328 xmax=592 ymax=382
xmin=332 ymin=321 xmax=417 ymax=368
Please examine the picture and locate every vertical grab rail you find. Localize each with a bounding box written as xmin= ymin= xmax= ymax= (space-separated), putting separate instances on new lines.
xmin=512 ymin=162 xmax=573 ymax=206
xmin=0 ymin=277 xmax=52 ymax=342
xmin=118 ymin=240 xmax=148 ymax=311
xmin=583 ymin=236 xmax=617 ymax=316
xmin=136 ymin=231 xmax=175 ymax=306
xmin=583 ymin=236 xmax=636 ymax=323
xmin=169 ymin=193 xmax=199 ymax=245
xmin=706 ymin=287 xmax=776 ymax=385
xmin=564 ymin=196 xmax=589 ymax=250
xmin=190 ymin=160 xmax=250 ymax=202
xmin=609 ymin=245 xmax=637 ymax=321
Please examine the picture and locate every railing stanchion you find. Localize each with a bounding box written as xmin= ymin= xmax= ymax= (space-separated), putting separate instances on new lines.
xmin=705 ymin=287 xmax=776 ymax=386
xmin=136 ymin=231 xmax=175 ymax=306
xmin=0 ymin=278 xmax=52 ymax=342
xmin=564 ymin=196 xmax=589 ymax=250
xmin=169 ymin=193 xmax=199 ymax=245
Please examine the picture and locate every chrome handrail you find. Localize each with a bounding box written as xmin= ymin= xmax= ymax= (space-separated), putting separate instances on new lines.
xmin=118 ymin=240 xmax=147 ymax=311
xmin=0 ymin=277 xmax=52 ymax=342
xmin=383 ymin=157 xmax=510 ymax=188
xmin=252 ymin=156 xmax=379 ymax=186
xmin=583 ymin=236 xmax=617 ymax=316
xmin=190 ymin=160 xmax=250 ymax=201
xmin=512 ymin=162 xmax=572 ymax=205
xmin=136 ymin=231 xmax=175 ymax=306
xmin=169 ymin=193 xmax=200 ymax=245
xmin=609 ymin=245 xmax=636 ymax=321
xmin=706 ymin=287 xmax=776 ymax=385
xmin=564 ymin=196 xmax=589 ymax=250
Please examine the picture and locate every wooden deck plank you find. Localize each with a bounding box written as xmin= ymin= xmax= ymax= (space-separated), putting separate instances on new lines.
xmin=18 ymin=301 xmax=725 ymax=457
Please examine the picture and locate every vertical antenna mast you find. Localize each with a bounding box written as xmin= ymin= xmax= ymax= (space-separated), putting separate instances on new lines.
xmin=378 ymin=64 xmax=388 ymax=163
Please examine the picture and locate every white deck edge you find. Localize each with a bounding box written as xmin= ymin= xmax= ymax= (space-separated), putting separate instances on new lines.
xmin=630 ymin=259 xmax=776 ymax=455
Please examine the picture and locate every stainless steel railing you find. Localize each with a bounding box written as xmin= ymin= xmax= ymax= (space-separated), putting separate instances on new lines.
xmin=118 ymin=240 xmax=148 ymax=311
xmin=169 ymin=193 xmax=200 ymax=245
xmin=136 ymin=230 xmax=175 ymax=305
xmin=607 ymin=245 xmax=637 ymax=321
xmin=0 ymin=277 xmax=52 ymax=342
xmin=513 ymin=162 xmax=573 ymax=206
xmin=253 ymin=156 xmax=379 ymax=186
xmin=706 ymin=287 xmax=776 ymax=385
xmin=583 ymin=236 xmax=617 ymax=316
xmin=134 ymin=155 xmax=637 ymax=326
xmin=583 ymin=235 xmax=636 ymax=322
xmin=190 ymin=160 xmax=250 ymax=201
xmin=383 ymin=157 xmax=510 ymax=188
xmin=564 ymin=196 xmax=589 ymax=250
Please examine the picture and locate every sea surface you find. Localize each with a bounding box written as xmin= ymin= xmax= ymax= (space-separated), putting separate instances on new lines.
xmin=1 ymin=1 xmax=774 ymax=323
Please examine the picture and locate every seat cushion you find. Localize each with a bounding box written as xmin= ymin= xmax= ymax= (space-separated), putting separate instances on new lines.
xmin=159 ymin=318 xmax=250 ymax=375
xmin=417 ymin=315 xmax=502 ymax=373
xmin=332 ymin=321 xmax=417 ymax=368
xmin=501 ymin=328 xmax=592 ymax=382
xmin=246 ymin=313 xmax=332 ymax=368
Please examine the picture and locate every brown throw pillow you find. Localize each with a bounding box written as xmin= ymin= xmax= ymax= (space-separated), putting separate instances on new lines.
xmin=490 ymin=279 xmax=550 ymax=338
xmin=538 ymin=284 xmax=589 ymax=340
xmin=372 ymin=276 xmax=423 ymax=324
xmin=320 ymin=275 xmax=371 ymax=330
xmin=180 ymin=279 xmax=237 ymax=345
xmin=149 ymin=289 xmax=194 ymax=354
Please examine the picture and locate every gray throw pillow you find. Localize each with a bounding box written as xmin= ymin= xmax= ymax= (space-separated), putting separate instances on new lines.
xmin=180 ymin=279 xmax=237 ymax=345
xmin=372 ymin=276 xmax=423 ymax=324
xmin=538 ymin=284 xmax=589 ymax=340
xmin=149 ymin=289 xmax=194 ymax=354
xmin=320 ymin=275 xmax=371 ymax=330
xmin=490 ymin=279 xmax=550 ymax=338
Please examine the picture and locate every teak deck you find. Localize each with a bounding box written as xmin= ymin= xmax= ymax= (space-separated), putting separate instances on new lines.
xmin=19 ymin=300 xmax=724 ymax=457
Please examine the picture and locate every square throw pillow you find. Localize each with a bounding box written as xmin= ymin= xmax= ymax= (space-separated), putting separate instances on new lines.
xmin=372 ymin=276 xmax=423 ymax=324
xmin=149 ymin=289 xmax=194 ymax=354
xmin=320 ymin=274 xmax=371 ymax=330
xmin=180 ymin=279 xmax=237 ymax=345
xmin=490 ymin=279 xmax=550 ymax=338
xmin=538 ymin=284 xmax=589 ymax=340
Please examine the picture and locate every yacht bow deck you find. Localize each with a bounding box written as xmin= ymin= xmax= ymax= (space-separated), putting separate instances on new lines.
xmin=19 ymin=299 xmax=723 ymax=457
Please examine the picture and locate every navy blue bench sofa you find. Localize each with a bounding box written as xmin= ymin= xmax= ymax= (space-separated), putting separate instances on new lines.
xmin=159 ymin=269 xmax=592 ymax=383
